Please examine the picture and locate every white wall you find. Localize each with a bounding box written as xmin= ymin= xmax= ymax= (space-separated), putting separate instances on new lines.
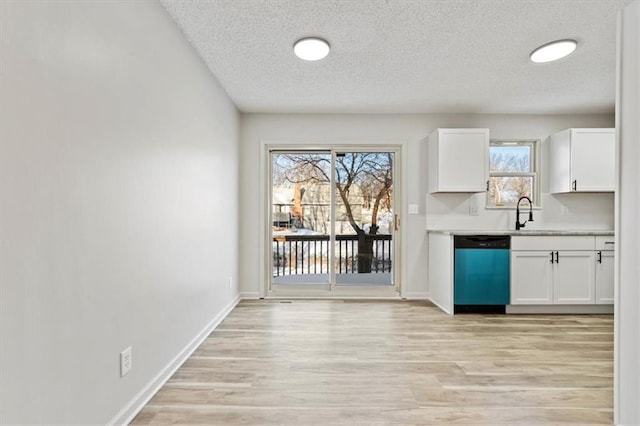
xmin=240 ymin=113 xmax=614 ymax=298
xmin=615 ymin=1 xmax=640 ymax=424
xmin=0 ymin=1 xmax=239 ymax=424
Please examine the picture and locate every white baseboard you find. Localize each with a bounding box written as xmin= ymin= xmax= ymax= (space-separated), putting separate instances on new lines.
xmin=108 ymin=294 xmax=241 ymax=425
xmin=428 ymin=297 xmax=454 ymax=315
xmin=404 ymin=292 xmax=429 ymax=300
xmin=506 ymin=304 xmax=614 ymax=314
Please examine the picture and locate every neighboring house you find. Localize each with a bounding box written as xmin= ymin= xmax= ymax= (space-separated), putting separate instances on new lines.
xmin=272 ymin=183 xmax=365 ymax=234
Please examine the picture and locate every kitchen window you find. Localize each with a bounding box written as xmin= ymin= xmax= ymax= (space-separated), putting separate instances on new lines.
xmin=487 ymin=140 xmax=539 ymax=208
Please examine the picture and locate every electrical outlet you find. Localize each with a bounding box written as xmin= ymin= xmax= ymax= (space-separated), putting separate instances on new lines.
xmin=469 ymin=202 xmax=479 ymax=216
xmin=120 ymin=347 xmax=132 ymax=377
xmin=408 ymin=203 xmax=419 ymax=215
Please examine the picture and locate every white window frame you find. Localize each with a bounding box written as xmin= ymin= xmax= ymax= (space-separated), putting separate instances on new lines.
xmin=487 ymin=139 xmax=540 ymax=209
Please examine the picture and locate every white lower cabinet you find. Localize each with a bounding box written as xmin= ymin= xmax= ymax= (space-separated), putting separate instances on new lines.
xmin=511 ymin=251 xmax=553 ymax=304
xmin=511 ymin=249 xmax=595 ymax=304
xmin=595 ymin=250 xmax=614 ymax=304
xmin=553 ymin=251 xmax=595 ymax=304
xmin=427 ymin=233 xmax=454 ymax=313
xmin=595 ymin=236 xmax=615 ymax=304
xmin=511 ymin=236 xmax=607 ymax=306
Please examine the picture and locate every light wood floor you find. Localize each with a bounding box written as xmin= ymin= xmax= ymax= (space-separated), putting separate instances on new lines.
xmin=132 ymin=300 xmax=613 ymax=425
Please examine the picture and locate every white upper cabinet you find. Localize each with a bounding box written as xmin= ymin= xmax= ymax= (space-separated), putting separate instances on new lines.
xmin=428 ymin=128 xmax=489 ymax=193
xmin=549 ymin=128 xmax=616 ymax=193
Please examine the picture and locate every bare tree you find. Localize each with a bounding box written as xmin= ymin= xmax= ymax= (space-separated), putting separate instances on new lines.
xmin=489 ymin=151 xmax=530 ymax=205
xmin=273 ymin=152 xmax=393 ymax=273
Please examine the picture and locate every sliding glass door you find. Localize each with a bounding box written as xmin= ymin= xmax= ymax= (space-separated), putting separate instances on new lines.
xmin=269 ymin=148 xmax=398 ymax=296
xmin=271 ymin=151 xmax=332 ymax=288
xmin=334 ymin=151 xmax=394 ymax=287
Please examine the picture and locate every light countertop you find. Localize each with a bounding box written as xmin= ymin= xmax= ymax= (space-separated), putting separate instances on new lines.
xmin=427 ymin=229 xmax=614 ymax=237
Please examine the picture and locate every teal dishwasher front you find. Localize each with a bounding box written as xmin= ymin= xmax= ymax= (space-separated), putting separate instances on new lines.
xmin=454 ymin=235 xmax=510 ymax=311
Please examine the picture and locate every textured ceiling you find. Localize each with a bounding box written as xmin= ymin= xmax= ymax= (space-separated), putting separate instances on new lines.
xmin=160 ymin=0 xmax=632 ymax=114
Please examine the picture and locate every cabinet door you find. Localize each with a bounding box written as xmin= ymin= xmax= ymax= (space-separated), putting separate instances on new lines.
xmin=595 ymin=250 xmax=614 ymax=304
xmin=549 ymin=128 xmax=615 ymax=193
xmin=570 ymin=129 xmax=616 ymax=191
xmin=511 ymin=251 xmax=554 ymax=304
xmin=428 ymin=129 xmax=489 ymax=192
xmin=553 ymin=251 xmax=595 ymax=304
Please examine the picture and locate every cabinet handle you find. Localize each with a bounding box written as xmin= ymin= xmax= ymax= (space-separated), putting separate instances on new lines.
xmin=597 ymin=250 xmax=602 ymax=263
xmin=555 ymin=251 xmax=559 ymax=263
xmin=486 ymin=180 xmax=489 ymax=191
xmin=550 ymin=252 xmax=555 ymax=263
xmin=572 ymin=180 xmax=577 ymax=191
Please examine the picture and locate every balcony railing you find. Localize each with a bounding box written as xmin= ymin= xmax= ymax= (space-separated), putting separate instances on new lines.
xmin=273 ymin=234 xmax=392 ymax=277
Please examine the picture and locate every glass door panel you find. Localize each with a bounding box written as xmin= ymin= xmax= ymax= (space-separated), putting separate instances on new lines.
xmin=333 ymin=151 xmax=394 ymax=286
xmin=271 ymin=151 xmax=332 ymax=288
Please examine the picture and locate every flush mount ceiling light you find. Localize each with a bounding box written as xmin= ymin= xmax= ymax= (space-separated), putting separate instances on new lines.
xmin=530 ymin=39 xmax=578 ymax=63
xmin=293 ymin=37 xmax=330 ymax=61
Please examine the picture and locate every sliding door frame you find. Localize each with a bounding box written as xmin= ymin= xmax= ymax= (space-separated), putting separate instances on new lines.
xmin=261 ymin=141 xmax=405 ymax=299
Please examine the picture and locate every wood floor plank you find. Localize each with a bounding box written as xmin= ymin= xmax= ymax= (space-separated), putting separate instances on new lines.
xmin=131 ymin=300 xmax=613 ymax=425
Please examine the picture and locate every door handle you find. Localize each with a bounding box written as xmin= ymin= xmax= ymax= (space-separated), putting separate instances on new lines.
xmin=597 ymin=250 xmax=602 ymax=263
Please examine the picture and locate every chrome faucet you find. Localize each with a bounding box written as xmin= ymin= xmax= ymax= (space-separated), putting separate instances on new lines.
xmin=515 ymin=196 xmax=534 ymax=230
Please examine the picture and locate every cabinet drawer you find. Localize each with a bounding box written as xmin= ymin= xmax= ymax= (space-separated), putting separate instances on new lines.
xmin=511 ymin=236 xmax=594 ymax=251
xmin=595 ymin=236 xmax=615 ymax=251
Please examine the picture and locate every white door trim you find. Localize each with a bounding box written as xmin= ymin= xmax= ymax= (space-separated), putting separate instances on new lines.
xmin=260 ymin=140 xmax=407 ymax=299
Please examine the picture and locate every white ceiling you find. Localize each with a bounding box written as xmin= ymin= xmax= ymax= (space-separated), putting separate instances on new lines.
xmin=160 ymin=0 xmax=632 ymax=115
